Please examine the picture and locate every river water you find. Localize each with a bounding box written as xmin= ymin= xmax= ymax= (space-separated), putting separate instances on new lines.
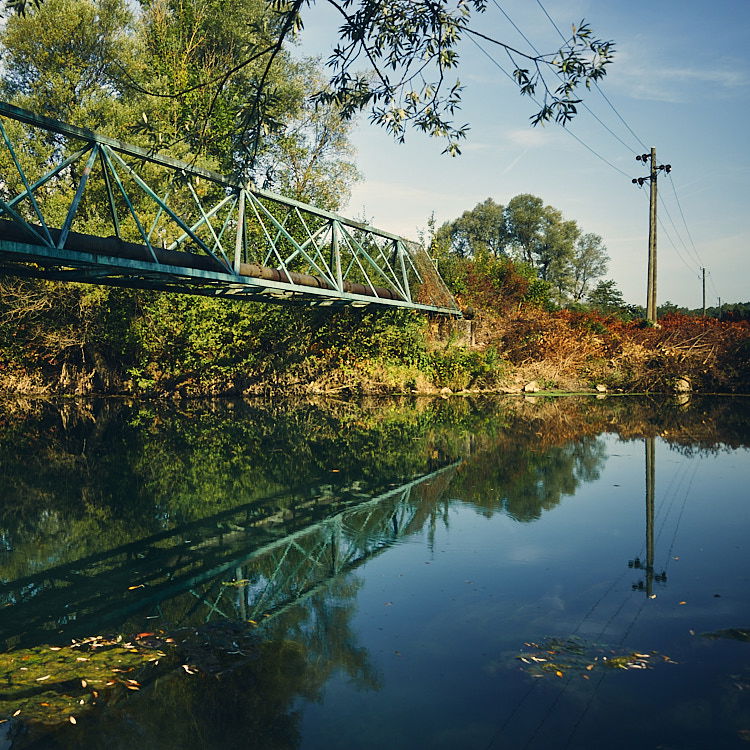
xmin=0 ymin=395 xmax=748 ymax=749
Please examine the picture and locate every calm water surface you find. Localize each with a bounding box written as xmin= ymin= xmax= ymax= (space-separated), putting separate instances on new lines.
xmin=0 ymin=396 xmax=748 ymax=749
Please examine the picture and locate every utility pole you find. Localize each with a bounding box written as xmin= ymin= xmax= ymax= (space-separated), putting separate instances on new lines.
xmin=718 ymin=297 xmax=722 ymax=320
xmin=632 ymin=151 xmax=671 ymax=325
xmin=702 ymin=268 xmax=706 ymax=317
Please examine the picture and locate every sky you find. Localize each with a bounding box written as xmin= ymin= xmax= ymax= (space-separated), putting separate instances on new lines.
xmin=295 ymin=0 xmax=749 ymax=308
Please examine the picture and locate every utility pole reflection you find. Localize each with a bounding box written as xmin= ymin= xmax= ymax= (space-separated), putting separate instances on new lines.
xmin=629 ymin=437 xmax=667 ymax=596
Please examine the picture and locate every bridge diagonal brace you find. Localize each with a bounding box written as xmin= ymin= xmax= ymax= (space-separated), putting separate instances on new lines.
xmin=100 ymin=146 xmax=160 ymax=264
xmin=167 ymin=193 xmax=236 ymax=252
xmin=5 ymin=146 xmax=90 ymax=213
xmin=250 ymin=195 xmax=336 ymax=288
xmin=280 ymin=221 xmax=330 ymax=271
xmin=247 ymin=196 xmax=292 ymax=280
xmin=106 ymin=147 xmax=232 ymax=273
xmin=99 ymin=147 xmax=121 ymax=239
xmin=338 ymin=229 xmax=380 ymax=297
xmin=290 ymin=207 xmax=336 ymax=284
xmin=0 ymin=118 xmax=55 ymax=247
xmin=187 ymin=181 xmax=232 ymax=270
xmin=339 ymin=224 xmax=407 ymax=299
xmin=0 ymin=195 xmax=51 ymax=248
xmin=57 ymin=145 xmax=100 ymax=250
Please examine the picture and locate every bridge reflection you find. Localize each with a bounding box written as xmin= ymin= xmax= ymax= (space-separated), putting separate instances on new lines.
xmin=0 ymin=463 xmax=457 ymax=649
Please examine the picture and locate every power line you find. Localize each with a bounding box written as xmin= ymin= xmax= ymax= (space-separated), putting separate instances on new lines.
xmin=490 ymin=0 xmax=641 ymax=156
xmin=467 ymin=34 xmax=632 ymax=179
xmin=593 ymin=83 xmax=649 ymax=153
xmin=657 ymin=193 xmax=702 ymax=277
xmin=636 ymin=187 xmax=700 ymax=281
xmin=667 ymin=173 xmax=704 ymax=268
xmin=534 ymin=0 xmax=567 ymax=44
xmin=533 ymin=0 xmax=649 ymax=152
xmin=707 ymin=269 xmax=721 ymax=300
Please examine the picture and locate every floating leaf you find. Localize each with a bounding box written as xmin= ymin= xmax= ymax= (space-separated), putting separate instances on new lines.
xmin=555 ymin=670 xmax=564 ymax=678
xmin=69 ymin=716 xmax=76 ymax=724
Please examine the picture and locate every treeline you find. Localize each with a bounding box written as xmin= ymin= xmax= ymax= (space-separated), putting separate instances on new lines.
xmin=431 ymin=196 xmax=610 ymax=306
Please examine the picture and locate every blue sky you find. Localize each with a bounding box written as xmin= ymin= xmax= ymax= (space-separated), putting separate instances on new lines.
xmin=297 ymin=0 xmax=749 ymax=307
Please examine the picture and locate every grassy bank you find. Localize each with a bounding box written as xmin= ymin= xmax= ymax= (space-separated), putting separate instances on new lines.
xmin=1 ymin=262 xmax=748 ymax=397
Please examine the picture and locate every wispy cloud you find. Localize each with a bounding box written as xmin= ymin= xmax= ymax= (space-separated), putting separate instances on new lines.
xmin=611 ymin=49 xmax=749 ymax=103
xmin=506 ymin=127 xmax=556 ymax=148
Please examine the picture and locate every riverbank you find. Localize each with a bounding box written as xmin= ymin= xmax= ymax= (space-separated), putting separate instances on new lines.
xmin=1 ymin=294 xmax=748 ymax=397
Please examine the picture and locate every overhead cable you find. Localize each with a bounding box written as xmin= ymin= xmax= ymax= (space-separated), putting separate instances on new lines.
xmin=467 ymin=35 xmax=631 ymax=179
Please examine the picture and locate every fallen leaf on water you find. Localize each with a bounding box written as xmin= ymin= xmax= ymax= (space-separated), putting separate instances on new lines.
xmin=35 ymin=675 xmax=52 ymax=681
xmin=49 ymin=647 xmax=61 ymax=651
xmin=555 ymin=671 xmax=564 ymax=678
xmin=128 ymin=585 xmax=145 ymax=590
xmin=586 ymin=664 xmax=594 ymax=671
xmin=582 ymin=675 xmax=590 ymax=680
xmin=12 ymin=710 xmax=21 ymax=717
xmin=679 ymin=601 xmax=687 ymax=605
xmin=81 ymin=680 xmax=87 ymax=688
xmin=69 ymin=716 xmax=76 ymax=725
xmin=136 ymin=633 xmax=154 ymax=639
xmin=76 ymin=657 xmax=89 ymax=662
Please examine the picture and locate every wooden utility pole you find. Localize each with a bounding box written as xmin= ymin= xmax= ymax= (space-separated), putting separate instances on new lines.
xmin=647 ymin=147 xmax=658 ymax=323
xmin=632 ymin=151 xmax=671 ymax=325
xmin=702 ymin=267 xmax=706 ymax=317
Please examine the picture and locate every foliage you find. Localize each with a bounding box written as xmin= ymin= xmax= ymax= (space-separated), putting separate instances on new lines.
xmin=570 ymin=232 xmax=608 ymax=301
xmin=587 ymin=278 xmax=626 ymax=313
xmin=432 ymin=194 xmax=605 ymax=306
xmin=3 ymin=0 xmax=614 ymax=156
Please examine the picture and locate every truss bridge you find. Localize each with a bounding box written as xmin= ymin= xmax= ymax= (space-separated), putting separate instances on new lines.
xmin=0 ymin=101 xmax=460 ymax=315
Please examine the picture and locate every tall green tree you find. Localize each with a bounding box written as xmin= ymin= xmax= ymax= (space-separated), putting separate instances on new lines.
xmin=570 ymin=232 xmax=609 ymax=301
xmin=434 ymin=198 xmax=507 ymax=258
xmin=587 ymin=279 xmax=625 ymax=312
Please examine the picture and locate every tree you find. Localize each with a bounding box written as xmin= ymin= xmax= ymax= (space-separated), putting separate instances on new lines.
xmin=0 ymin=0 xmax=135 ymax=127
xmin=504 ymin=194 xmax=580 ymax=300
xmin=4 ymin=0 xmax=614 ymax=160
xmin=504 ymin=193 xmax=544 ymax=265
xmin=434 ymin=198 xmax=507 ymax=258
xmin=0 ymin=0 xmax=363 ymax=393
xmin=587 ymin=279 xmax=625 ymax=312
xmin=570 ymin=232 xmax=608 ymax=301
xmin=535 ymin=206 xmax=579 ymax=297
xmin=254 ymin=61 xmax=360 ymax=210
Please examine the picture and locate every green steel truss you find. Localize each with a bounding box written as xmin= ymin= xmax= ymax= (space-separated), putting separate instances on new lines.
xmin=0 ymin=101 xmax=460 ymax=315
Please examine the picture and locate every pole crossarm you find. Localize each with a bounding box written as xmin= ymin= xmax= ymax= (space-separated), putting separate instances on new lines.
xmin=0 ymin=101 xmax=460 ymax=315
